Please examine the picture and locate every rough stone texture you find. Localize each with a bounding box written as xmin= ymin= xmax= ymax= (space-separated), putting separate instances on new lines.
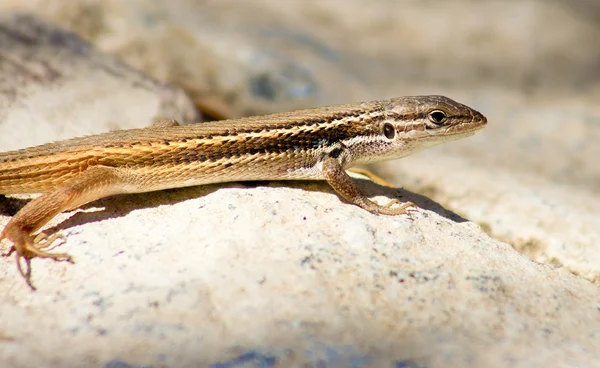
xmin=0 ymin=2 xmax=599 ymax=368
xmin=1 ymin=183 xmax=598 ymax=368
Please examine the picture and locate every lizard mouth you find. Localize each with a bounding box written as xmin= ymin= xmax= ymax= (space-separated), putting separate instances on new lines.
xmin=447 ymin=112 xmax=487 ymax=136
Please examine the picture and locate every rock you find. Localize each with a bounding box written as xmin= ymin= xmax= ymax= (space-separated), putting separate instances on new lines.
xmin=377 ymin=148 xmax=600 ymax=284
xmin=1 ymin=181 xmax=598 ymax=367
xmin=0 ymin=13 xmax=200 ymax=151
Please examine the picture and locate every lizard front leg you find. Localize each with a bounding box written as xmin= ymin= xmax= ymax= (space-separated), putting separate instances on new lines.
xmin=321 ymin=157 xmax=415 ymax=216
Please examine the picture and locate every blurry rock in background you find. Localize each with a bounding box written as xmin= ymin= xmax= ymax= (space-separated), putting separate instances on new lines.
xmin=0 ymin=12 xmax=199 ymax=150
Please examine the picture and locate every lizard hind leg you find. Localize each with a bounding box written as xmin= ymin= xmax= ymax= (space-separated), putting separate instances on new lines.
xmin=0 ymin=165 xmax=130 ymax=289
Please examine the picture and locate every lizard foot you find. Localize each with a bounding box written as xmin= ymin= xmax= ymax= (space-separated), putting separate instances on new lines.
xmin=2 ymin=229 xmax=72 ymax=290
xmin=376 ymin=199 xmax=418 ymax=218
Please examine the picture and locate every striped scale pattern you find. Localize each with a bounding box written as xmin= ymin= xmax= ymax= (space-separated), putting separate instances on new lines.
xmin=0 ymin=100 xmax=386 ymax=194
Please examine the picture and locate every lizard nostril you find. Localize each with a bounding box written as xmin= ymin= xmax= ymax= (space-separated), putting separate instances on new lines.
xmin=475 ymin=111 xmax=487 ymax=125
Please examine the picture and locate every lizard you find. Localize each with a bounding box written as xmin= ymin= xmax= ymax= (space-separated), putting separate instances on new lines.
xmin=0 ymin=95 xmax=487 ymax=289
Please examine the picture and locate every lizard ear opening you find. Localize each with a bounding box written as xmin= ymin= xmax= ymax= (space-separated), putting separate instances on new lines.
xmin=383 ymin=123 xmax=396 ymax=139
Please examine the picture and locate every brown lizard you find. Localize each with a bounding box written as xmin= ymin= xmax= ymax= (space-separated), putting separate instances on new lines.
xmin=0 ymin=95 xmax=487 ymax=288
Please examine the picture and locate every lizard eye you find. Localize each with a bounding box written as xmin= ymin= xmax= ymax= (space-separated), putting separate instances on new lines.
xmin=383 ymin=123 xmax=395 ymax=139
xmin=428 ymin=110 xmax=447 ymax=125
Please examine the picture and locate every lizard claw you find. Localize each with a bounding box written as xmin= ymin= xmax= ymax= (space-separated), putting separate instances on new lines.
xmin=15 ymin=254 xmax=35 ymax=290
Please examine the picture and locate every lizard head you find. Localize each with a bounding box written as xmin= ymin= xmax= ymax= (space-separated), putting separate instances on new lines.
xmin=345 ymin=95 xmax=487 ymax=165
xmin=385 ymin=95 xmax=487 ymax=139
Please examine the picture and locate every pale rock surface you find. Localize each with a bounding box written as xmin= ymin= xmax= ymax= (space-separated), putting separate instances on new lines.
xmin=378 ymin=150 xmax=600 ymax=283
xmin=1 ymin=182 xmax=599 ymax=367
